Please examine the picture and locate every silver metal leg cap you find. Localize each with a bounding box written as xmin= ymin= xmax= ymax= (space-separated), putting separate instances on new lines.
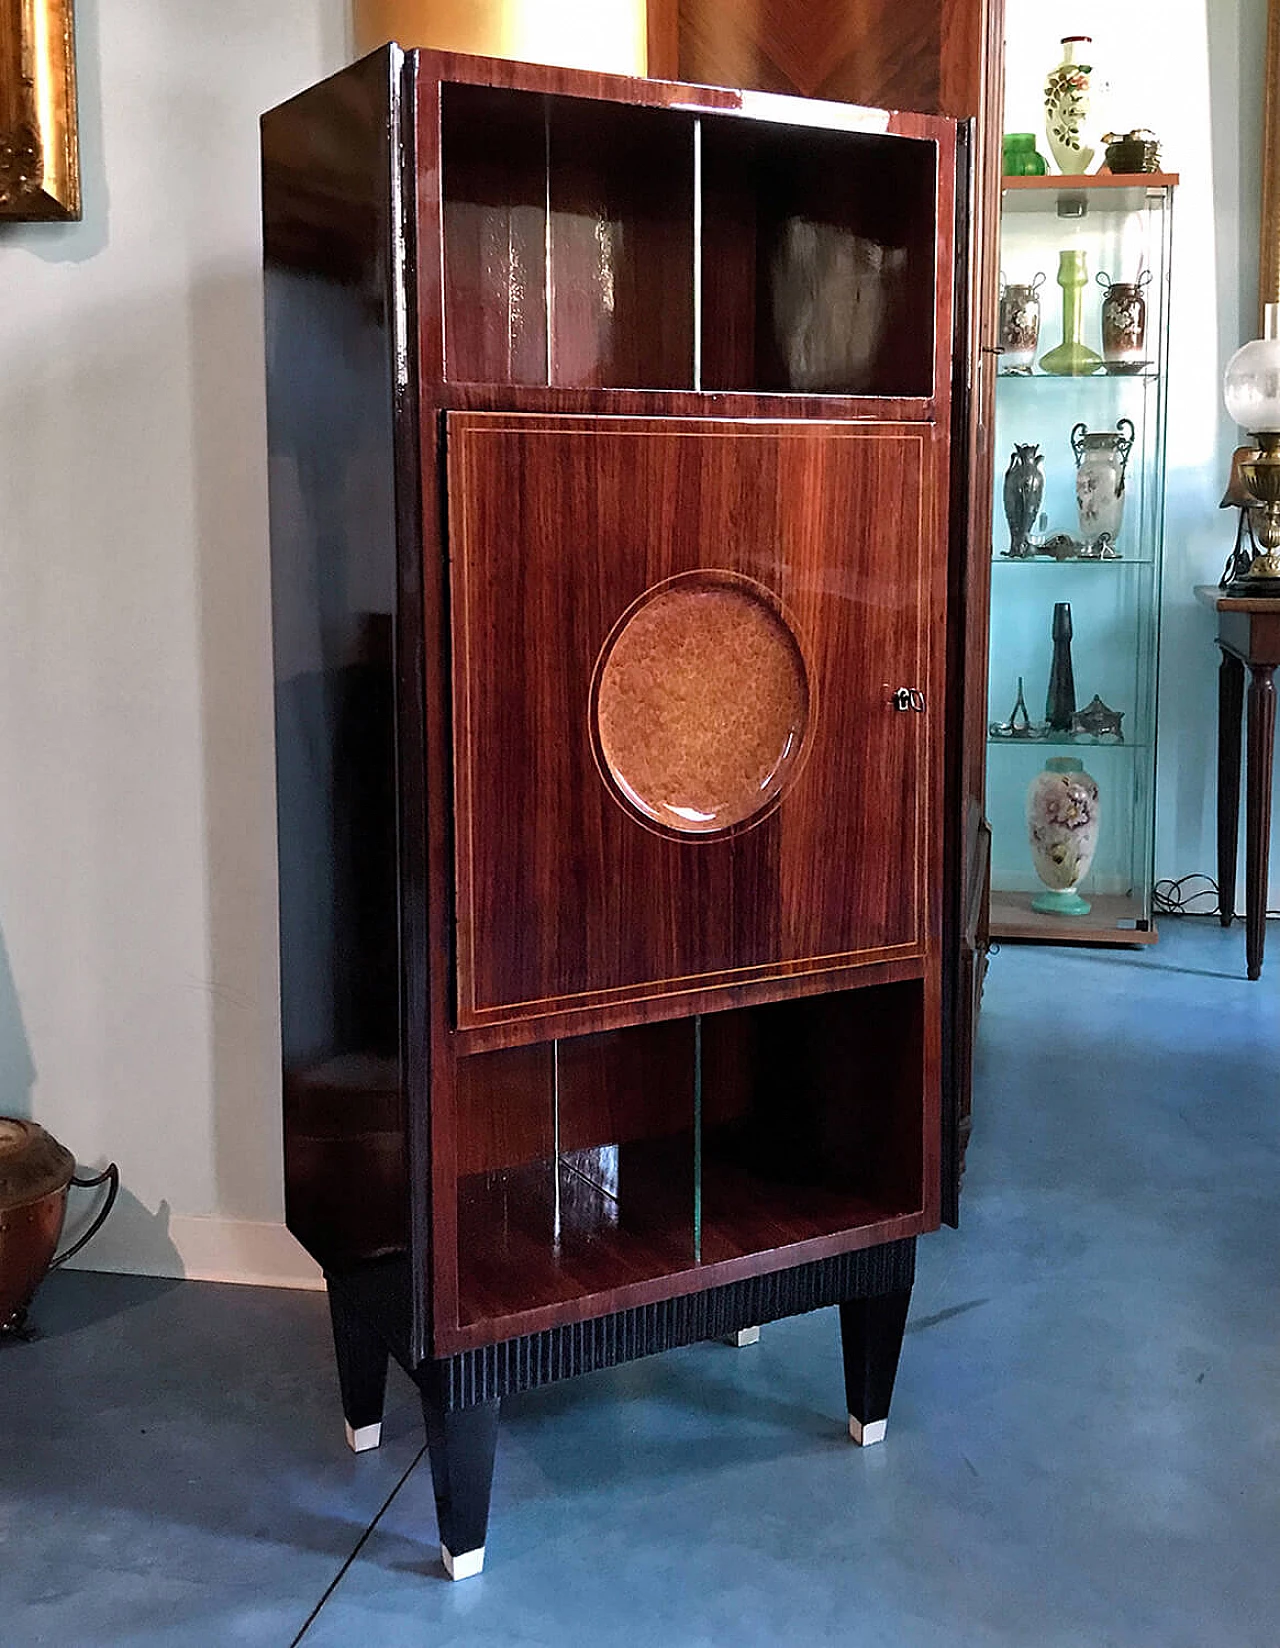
xmin=727 ymin=1326 xmax=761 ymax=1347
xmin=848 ymin=1415 xmax=887 ymax=1446
xmin=344 ymin=1420 xmax=382 ymax=1453
xmin=442 ymin=1544 xmax=485 ymax=1580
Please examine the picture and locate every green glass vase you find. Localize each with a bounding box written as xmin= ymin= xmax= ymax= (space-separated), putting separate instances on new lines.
xmin=1039 ymin=250 xmax=1103 ymax=376
xmin=1002 ymin=133 xmax=1047 ymax=176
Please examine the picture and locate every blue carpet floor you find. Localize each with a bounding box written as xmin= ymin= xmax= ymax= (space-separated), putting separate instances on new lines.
xmin=2 ymin=918 xmax=1276 ymax=1646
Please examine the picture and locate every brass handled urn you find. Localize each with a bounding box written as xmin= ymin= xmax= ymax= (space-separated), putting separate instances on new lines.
xmin=0 ymin=1119 xmax=118 ymax=1334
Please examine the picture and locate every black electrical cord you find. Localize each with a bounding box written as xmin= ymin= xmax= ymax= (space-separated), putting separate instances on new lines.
xmin=1153 ymin=873 xmax=1280 ymax=920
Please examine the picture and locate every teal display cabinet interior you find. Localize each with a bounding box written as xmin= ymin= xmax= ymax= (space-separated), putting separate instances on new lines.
xmin=986 ymin=175 xmax=1175 ymax=944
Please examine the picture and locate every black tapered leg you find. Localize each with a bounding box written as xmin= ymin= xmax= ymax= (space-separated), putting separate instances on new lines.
xmin=839 ymin=1289 xmax=911 ymax=1446
xmin=421 ymin=1391 xmax=500 ymax=1580
xmin=1217 ymin=646 xmax=1245 ymax=927
xmin=326 ymin=1279 xmax=390 ymax=1453
xmin=1245 ymin=661 xmax=1277 ymax=979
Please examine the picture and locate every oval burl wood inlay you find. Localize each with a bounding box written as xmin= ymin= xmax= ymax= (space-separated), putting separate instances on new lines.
xmin=592 ymin=572 xmax=811 ymax=836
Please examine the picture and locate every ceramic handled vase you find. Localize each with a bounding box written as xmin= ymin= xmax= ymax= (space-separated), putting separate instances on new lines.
xmin=997 ymin=273 xmax=1045 ymax=374
xmin=1097 ymin=271 xmax=1152 ymax=372
xmin=1071 ymin=418 xmax=1135 ymax=544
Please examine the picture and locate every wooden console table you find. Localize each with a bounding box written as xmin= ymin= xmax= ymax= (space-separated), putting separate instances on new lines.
xmin=1195 ymin=585 xmax=1280 ymax=978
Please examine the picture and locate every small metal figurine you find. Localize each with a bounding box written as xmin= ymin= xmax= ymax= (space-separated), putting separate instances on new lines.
xmin=989 ymin=676 xmax=1038 ymax=739
xmin=1076 ymin=531 xmax=1121 ymax=560
xmin=1002 ymin=443 xmax=1045 ymax=559
xmin=1070 ymin=695 xmax=1124 ymax=741
xmin=1037 ymin=530 xmax=1120 ymax=561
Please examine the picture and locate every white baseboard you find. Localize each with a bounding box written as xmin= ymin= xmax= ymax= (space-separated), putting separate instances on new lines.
xmin=64 ymin=1213 xmax=324 ymax=1291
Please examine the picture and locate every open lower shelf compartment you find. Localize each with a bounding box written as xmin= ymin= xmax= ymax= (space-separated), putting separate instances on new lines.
xmin=446 ymin=978 xmax=928 ymax=1345
xmin=439 ymin=82 xmax=938 ymax=396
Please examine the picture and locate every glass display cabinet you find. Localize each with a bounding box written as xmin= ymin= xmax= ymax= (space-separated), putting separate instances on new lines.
xmin=986 ymin=173 xmax=1176 ymax=943
xmin=262 ymin=46 xmax=977 ymax=1578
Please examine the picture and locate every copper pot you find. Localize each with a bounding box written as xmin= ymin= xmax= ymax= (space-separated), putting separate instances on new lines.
xmin=0 ymin=1119 xmax=118 ymax=1332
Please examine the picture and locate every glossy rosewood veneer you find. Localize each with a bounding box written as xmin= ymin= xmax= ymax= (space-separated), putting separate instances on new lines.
xmin=447 ymin=414 xmax=944 ymax=1043
xmin=265 ymin=46 xmax=961 ymax=1364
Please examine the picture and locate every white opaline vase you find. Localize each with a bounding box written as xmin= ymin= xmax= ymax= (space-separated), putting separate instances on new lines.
xmin=1071 ymin=418 xmax=1135 ymax=548
xmin=1044 ymin=37 xmax=1097 ymax=175
xmin=1026 ymin=756 xmax=1100 ymax=915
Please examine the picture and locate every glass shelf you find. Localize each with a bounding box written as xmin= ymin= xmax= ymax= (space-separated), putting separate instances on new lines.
xmin=996 ymin=369 xmax=1159 ymax=383
xmin=1001 ymin=174 xmax=1179 ymax=215
xmin=990 ymin=553 xmax=1154 ymax=567
xmin=987 ymin=735 xmax=1147 ymax=752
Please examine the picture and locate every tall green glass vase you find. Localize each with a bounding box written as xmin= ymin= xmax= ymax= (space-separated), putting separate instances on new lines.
xmin=1040 ymin=250 xmax=1103 ymax=376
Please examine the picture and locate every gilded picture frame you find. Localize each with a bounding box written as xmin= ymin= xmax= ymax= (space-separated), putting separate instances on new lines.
xmin=0 ymin=0 xmax=80 ymax=221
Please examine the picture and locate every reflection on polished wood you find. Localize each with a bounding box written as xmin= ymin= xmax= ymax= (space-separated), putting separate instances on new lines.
xmin=660 ymin=0 xmax=995 ymax=122
xmin=0 ymin=0 xmax=79 ymax=220
xmin=662 ymin=0 xmax=1005 ymax=1223
xmin=447 ymin=415 xmax=941 ymax=1040
xmin=352 ymin=0 xmax=648 ymax=74
xmin=264 ymin=57 xmax=967 ymax=1570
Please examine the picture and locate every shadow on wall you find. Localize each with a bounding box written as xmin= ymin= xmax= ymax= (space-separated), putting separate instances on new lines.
xmin=188 ymin=266 xmax=287 ymax=1228
xmin=0 ymin=923 xmax=182 ymax=1277
xmin=60 ymin=1184 xmax=183 ymax=1279
xmin=0 ymin=3 xmax=358 ymax=1284
xmin=0 ymin=921 xmax=35 ymax=1118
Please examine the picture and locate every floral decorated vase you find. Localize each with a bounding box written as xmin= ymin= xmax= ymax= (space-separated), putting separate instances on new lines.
xmin=997 ymin=274 xmax=1045 ymax=374
xmin=1026 ymin=755 xmax=1099 ymax=915
xmin=1097 ymin=271 xmax=1151 ymax=372
xmin=1071 ymin=418 xmax=1135 ymax=545
xmin=1044 ymin=37 xmax=1096 ymax=175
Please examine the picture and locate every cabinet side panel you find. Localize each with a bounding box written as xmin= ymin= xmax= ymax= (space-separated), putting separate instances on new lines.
xmin=262 ymin=53 xmax=411 ymax=1272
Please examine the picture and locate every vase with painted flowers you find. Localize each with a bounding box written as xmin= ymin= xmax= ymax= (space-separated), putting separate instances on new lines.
xmin=1027 ymin=756 xmax=1100 ymax=916
xmin=1044 ymin=36 xmax=1097 ymax=174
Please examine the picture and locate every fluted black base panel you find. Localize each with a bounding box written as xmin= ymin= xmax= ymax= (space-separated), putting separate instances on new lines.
xmin=324 ymin=1241 xmax=916 ymax=1576
xmin=325 ymin=1239 xmax=915 ymax=1411
xmin=438 ymin=1242 xmax=916 ymax=1409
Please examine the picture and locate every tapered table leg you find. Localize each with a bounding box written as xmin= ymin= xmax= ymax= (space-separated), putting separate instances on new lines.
xmin=421 ymin=1391 xmax=500 ymax=1580
xmin=1217 ymin=646 xmax=1245 ymax=926
xmin=1245 ymin=662 xmax=1276 ymax=979
xmin=839 ymin=1289 xmax=911 ymax=1446
xmin=327 ymin=1279 xmax=390 ymax=1453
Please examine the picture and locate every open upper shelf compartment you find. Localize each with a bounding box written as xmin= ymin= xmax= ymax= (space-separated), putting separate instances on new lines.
xmin=439 ymin=83 xmax=939 ymax=397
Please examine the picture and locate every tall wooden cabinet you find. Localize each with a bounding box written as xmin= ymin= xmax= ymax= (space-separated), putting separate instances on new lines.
xmin=263 ymin=45 xmax=971 ymax=1578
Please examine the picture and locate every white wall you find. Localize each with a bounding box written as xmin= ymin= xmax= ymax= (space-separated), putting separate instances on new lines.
xmin=0 ymin=2 xmax=350 ymax=1284
xmin=1003 ymin=0 xmax=1279 ymax=909
xmin=0 ymin=4 xmax=1270 ymax=1287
